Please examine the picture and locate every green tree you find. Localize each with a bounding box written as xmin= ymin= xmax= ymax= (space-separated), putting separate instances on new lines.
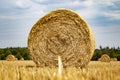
xmin=5 ymin=50 xmax=12 ymax=57
xmin=23 ymin=52 xmax=31 ymax=60
xmin=0 ymin=49 xmax=3 ymax=54
xmin=92 ymin=49 xmax=102 ymax=60
xmin=15 ymin=52 xmax=22 ymax=60
xmin=0 ymin=54 xmax=5 ymax=60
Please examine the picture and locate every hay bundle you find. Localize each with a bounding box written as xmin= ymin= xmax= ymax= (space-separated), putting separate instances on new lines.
xmin=15 ymin=58 xmax=18 ymax=60
xmin=20 ymin=58 xmax=24 ymax=60
xmin=98 ymin=54 xmax=110 ymax=62
xmin=6 ymin=54 xmax=16 ymax=61
xmin=98 ymin=58 xmax=101 ymax=61
xmin=110 ymin=58 xmax=117 ymax=61
xmin=28 ymin=9 xmax=95 ymax=68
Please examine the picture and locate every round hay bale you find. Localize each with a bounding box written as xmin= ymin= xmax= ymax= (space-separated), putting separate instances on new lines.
xmin=110 ymin=58 xmax=117 ymax=61
xmin=99 ymin=54 xmax=110 ymax=62
xmin=20 ymin=58 xmax=24 ymax=60
xmin=6 ymin=54 xmax=16 ymax=61
xmin=28 ymin=9 xmax=95 ymax=68
xmin=98 ymin=58 xmax=101 ymax=61
xmin=15 ymin=58 xmax=18 ymax=60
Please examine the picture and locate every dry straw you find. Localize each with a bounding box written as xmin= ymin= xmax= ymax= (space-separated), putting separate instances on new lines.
xmin=98 ymin=54 xmax=110 ymax=62
xmin=6 ymin=54 xmax=16 ymax=61
xmin=110 ymin=58 xmax=117 ymax=61
xmin=28 ymin=9 xmax=95 ymax=68
xmin=20 ymin=58 xmax=24 ymax=60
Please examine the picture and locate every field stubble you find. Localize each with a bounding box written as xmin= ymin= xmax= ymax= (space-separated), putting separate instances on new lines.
xmin=0 ymin=61 xmax=120 ymax=80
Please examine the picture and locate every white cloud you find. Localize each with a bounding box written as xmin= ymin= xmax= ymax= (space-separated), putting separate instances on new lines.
xmin=31 ymin=0 xmax=48 ymax=3
xmin=0 ymin=0 xmax=120 ymax=48
xmin=15 ymin=0 xmax=31 ymax=9
xmin=76 ymin=8 xmax=97 ymax=20
xmin=66 ymin=0 xmax=81 ymax=7
xmin=96 ymin=0 xmax=114 ymax=6
xmin=103 ymin=11 xmax=120 ymax=20
xmin=83 ymin=0 xmax=94 ymax=7
xmin=0 ymin=0 xmax=46 ymax=20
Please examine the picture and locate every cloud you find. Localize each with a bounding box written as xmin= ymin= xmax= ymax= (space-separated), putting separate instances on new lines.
xmin=15 ymin=0 xmax=31 ymax=9
xmin=31 ymin=0 xmax=97 ymax=20
xmin=94 ymin=0 xmax=120 ymax=20
xmin=0 ymin=0 xmax=120 ymax=48
xmin=0 ymin=0 xmax=96 ymax=21
xmin=0 ymin=0 xmax=46 ymax=20
xmin=103 ymin=11 xmax=120 ymax=20
xmin=31 ymin=0 xmax=67 ymax=4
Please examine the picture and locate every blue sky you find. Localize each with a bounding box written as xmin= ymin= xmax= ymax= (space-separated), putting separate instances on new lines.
xmin=0 ymin=0 xmax=120 ymax=48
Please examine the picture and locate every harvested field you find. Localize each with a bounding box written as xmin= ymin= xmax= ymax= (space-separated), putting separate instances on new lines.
xmin=0 ymin=61 xmax=120 ymax=80
xmin=0 ymin=60 xmax=36 ymax=67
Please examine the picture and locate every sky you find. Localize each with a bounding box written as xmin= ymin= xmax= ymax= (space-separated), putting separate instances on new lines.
xmin=0 ymin=0 xmax=120 ymax=48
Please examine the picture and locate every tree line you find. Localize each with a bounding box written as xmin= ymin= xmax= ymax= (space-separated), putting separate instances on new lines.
xmin=92 ymin=46 xmax=120 ymax=61
xmin=0 ymin=46 xmax=120 ymax=61
xmin=0 ymin=47 xmax=31 ymax=60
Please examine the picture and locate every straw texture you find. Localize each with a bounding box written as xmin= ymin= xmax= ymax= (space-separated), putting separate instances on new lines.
xmin=98 ymin=54 xmax=110 ymax=62
xmin=110 ymin=58 xmax=117 ymax=61
xmin=6 ymin=55 xmax=16 ymax=61
xmin=28 ymin=9 xmax=95 ymax=68
xmin=20 ymin=58 xmax=24 ymax=60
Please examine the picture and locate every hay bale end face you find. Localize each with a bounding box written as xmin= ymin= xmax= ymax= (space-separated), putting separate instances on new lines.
xmin=6 ymin=55 xmax=16 ymax=61
xmin=28 ymin=9 xmax=95 ymax=68
xmin=98 ymin=54 xmax=110 ymax=62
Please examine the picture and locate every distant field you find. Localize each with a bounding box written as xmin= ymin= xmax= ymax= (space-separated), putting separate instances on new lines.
xmin=0 ymin=60 xmax=36 ymax=67
xmin=0 ymin=61 xmax=120 ymax=80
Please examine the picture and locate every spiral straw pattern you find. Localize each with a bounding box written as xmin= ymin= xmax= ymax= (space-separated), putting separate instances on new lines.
xmin=28 ymin=9 xmax=95 ymax=68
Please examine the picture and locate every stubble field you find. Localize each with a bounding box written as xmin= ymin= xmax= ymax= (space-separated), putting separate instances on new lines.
xmin=0 ymin=61 xmax=120 ymax=80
